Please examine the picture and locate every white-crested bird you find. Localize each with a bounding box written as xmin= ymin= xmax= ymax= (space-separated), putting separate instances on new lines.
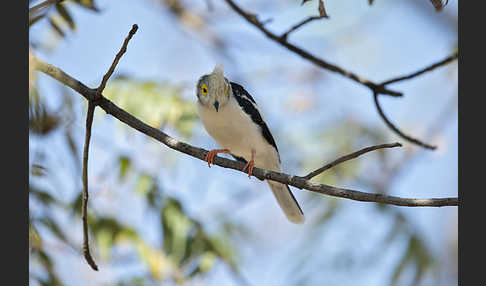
xmin=196 ymin=65 xmax=305 ymax=224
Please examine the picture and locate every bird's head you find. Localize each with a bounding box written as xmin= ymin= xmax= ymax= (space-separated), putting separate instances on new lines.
xmin=196 ymin=64 xmax=230 ymax=112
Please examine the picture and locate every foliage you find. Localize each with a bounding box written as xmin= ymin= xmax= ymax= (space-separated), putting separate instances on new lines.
xmin=103 ymin=78 xmax=198 ymax=138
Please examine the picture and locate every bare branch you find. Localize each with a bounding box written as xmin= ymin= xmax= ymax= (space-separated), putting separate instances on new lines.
xmin=35 ymin=24 xmax=139 ymax=271
xmin=98 ymin=24 xmax=139 ymax=93
xmin=81 ymin=102 xmax=98 ymax=271
xmin=223 ymin=0 xmax=402 ymax=97
xmin=280 ymin=16 xmax=327 ymax=40
xmin=224 ymin=0 xmax=460 ymax=151
xmin=32 ymin=50 xmax=457 ymax=207
xmin=381 ymin=52 xmax=458 ymax=86
xmin=373 ymin=92 xmax=437 ymax=150
xmin=303 ymin=142 xmax=402 ymax=180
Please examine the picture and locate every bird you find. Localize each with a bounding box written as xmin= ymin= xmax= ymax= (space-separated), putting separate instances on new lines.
xmin=195 ymin=64 xmax=305 ymax=224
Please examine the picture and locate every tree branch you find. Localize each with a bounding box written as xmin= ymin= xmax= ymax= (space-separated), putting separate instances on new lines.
xmin=373 ymin=92 xmax=437 ymax=150
xmin=223 ymin=0 xmax=402 ymax=97
xmin=81 ymin=102 xmax=98 ymax=271
xmin=303 ymin=142 xmax=402 ymax=180
xmin=280 ymin=16 xmax=327 ymax=41
xmin=31 ymin=27 xmax=457 ymax=207
xmin=45 ymin=24 xmax=139 ymax=271
xmin=98 ymin=24 xmax=139 ymax=92
xmin=224 ymin=0 xmax=458 ymax=151
xmin=381 ymin=52 xmax=458 ymax=85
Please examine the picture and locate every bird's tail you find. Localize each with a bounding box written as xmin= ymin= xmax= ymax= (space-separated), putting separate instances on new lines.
xmin=267 ymin=181 xmax=305 ymax=224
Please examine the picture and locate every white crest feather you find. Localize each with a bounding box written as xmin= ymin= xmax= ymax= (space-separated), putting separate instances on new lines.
xmin=211 ymin=63 xmax=225 ymax=78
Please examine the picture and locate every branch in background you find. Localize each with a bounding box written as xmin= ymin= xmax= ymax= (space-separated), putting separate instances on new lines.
xmin=31 ymin=25 xmax=458 ymax=209
xmin=98 ymin=24 xmax=139 ymax=93
xmin=373 ymin=92 xmax=437 ymax=150
xmin=371 ymin=52 xmax=457 ymax=149
xmin=63 ymin=24 xmax=139 ymax=271
xmin=81 ymin=102 xmax=97 ymax=271
xmin=381 ymin=52 xmax=458 ymax=85
xmin=223 ymin=0 xmax=402 ymax=97
xmin=303 ymin=142 xmax=402 ymax=180
xmin=280 ymin=16 xmax=327 ymax=41
xmin=224 ymin=0 xmax=458 ymax=150
xmin=282 ymin=0 xmax=329 ymax=40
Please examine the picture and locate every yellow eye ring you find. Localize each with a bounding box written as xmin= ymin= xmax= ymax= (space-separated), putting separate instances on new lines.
xmin=201 ymin=84 xmax=208 ymax=96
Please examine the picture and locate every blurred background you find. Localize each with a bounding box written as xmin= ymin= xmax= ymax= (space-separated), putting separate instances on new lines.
xmin=28 ymin=0 xmax=458 ymax=285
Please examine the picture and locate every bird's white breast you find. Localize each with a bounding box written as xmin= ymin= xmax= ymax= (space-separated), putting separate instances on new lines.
xmin=197 ymin=97 xmax=280 ymax=171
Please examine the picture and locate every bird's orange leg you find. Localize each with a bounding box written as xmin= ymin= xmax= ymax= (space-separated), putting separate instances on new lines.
xmin=242 ymin=149 xmax=256 ymax=178
xmin=204 ymin=149 xmax=230 ymax=167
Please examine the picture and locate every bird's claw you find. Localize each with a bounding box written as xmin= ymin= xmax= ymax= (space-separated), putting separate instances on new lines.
xmin=242 ymin=160 xmax=255 ymax=179
xmin=204 ymin=151 xmax=216 ymax=167
xmin=204 ymin=149 xmax=230 ymax=168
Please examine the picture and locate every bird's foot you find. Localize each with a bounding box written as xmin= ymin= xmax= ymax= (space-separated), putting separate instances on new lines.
xmin=204 ymin=149 xmax=230 ymax=167
xmin=241 ymin=149 xmax=256 ymax=178
xmin=241 ymin=160 xmax=255 ymax=178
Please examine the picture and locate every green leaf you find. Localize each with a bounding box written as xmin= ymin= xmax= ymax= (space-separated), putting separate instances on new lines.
xmin=74 ymin=0 xmax=100 ymax=11
xmin=103 ymin=78 xmax=198 ymax=138
xmin=89 ymin=217 xmax=138 ymax=259
xmin=55 ymin=3 xmax=75 ymax=30
xmin=135 ymin=173 xmax=155 ymax=196
xmin=118 ymin=155 xmax=132 ymax=181
xmin=29 ymin=221 xmax=42 ymax=251
xmin=391 ymin=236 xmax=414 ymax=285
xmin=37 ymin=217 xmax=69 ymax=244
xmin=199 ymin=251 xmax=217 ymax=272
xmin=31 ymin=164 xmax=47 ymax=177
xmin=48 ymin=17 xmax=65 ymax=38
xmin=29 ymin=13 xmax=45 ymax=27
xmin=30 ymin=186 xmax=60 ymax=206
xmin=29 ymin=101 xmax=61 ymax=135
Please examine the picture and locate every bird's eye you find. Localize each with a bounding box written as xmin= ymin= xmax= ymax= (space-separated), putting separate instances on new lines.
xmin=201 ymin=84 xmax=208 ymax=96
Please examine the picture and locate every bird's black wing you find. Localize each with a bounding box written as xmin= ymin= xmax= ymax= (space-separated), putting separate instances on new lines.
xmin=230 ymin=82 xmax=279 ymax=153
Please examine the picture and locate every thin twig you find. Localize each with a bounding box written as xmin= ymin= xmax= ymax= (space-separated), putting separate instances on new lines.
xmin=373 ymin=92 xmax=437 ymax=150
xmin=303 ymin=142 xmax=402 ymax=180
xmin=223 ymin=0 xmax=402 ymax=97
xmin=80 ymin=24 xmax=139 ymax=271
xmin=280 ymin=16 xmax=327 ymax=40
xmin=381 ymin=52 xmax=458 ymax=85
xmin=33 ymin=55 xmax=457 ymax=207
xmin=98 ymin=24 xmax=139 ymax=93
xmin=82 ymin=102 xmax=98 ymax=271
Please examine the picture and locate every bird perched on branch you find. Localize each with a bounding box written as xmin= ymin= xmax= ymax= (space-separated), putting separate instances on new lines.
xmin=196 ymin=65 xmax=305 ymax=224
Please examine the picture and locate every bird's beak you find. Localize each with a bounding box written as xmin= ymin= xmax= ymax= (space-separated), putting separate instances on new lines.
xmin=213 ymin=101 xmax=219 ymax=112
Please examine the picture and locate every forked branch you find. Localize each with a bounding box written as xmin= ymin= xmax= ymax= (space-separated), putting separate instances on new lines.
xmin=223 ymin=0 xmax=458 ymax=150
